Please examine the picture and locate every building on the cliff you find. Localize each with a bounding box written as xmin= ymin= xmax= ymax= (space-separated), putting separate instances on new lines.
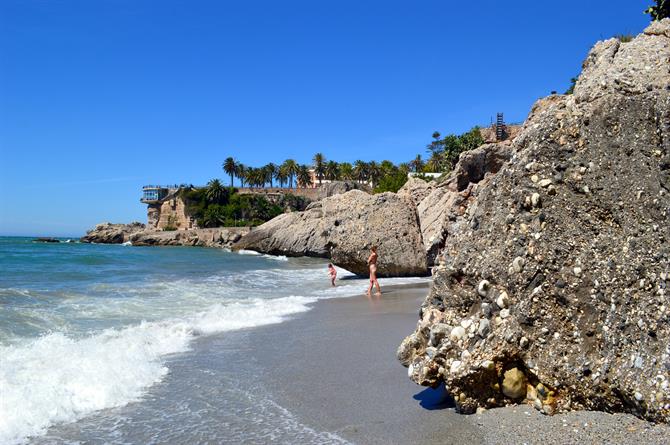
xmin=140 ymin=185 xmax=197 ymax=231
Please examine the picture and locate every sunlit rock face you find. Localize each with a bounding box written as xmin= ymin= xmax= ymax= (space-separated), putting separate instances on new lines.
xmin=398 ymin=19 xmax=670 ymax=423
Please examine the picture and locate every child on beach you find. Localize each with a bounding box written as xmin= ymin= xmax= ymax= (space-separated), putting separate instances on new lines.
xmin=327 ymin=263 xmax=337 ymax=286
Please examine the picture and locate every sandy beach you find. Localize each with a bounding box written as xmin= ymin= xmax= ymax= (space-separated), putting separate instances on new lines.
xmin=224 ymin=283 xmax=670 ymax=445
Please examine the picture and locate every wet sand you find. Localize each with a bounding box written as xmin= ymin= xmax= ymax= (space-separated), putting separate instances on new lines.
xmin=241 ymin=283 xmax=670 ymax=445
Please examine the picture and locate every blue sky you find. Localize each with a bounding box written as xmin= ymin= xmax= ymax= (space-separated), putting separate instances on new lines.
xmin=0 ymin=0 xmax=652 ymax=236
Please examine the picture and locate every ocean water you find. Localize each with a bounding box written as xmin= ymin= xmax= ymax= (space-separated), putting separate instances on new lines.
xmin=0 ymin=237 xmax=427 ymax=444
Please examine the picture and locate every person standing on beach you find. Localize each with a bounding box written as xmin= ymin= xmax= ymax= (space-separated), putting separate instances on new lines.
xmin=366 ymin=246 xmax=382 ymax=296
xmin=327 ymin=263 xmax=337 ymax=286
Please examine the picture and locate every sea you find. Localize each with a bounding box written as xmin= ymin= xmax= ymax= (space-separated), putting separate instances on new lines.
xmin=0 ymin=236 xmax=427 ymax=444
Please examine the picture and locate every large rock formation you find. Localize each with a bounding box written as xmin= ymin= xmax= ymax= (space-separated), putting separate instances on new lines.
xmin=81 ymin=223 xmax=250 ymax=248
xmin=81 ymin=222 xmax=146 ymax=243
xmin=129 ymin=227 xmax=250 ymax=247
xmin=233 ymin=190 xmax=428 ymax=276
xmin=398 ymin=20 xmax=670 ymax=423
xmin=398 ymin=143 xmax=512 ymax=265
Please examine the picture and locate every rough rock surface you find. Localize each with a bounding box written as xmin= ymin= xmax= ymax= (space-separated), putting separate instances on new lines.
xmin=233 ymin=189 xmax=428 ymax=276
xmin=398 ymin=20 xmax=670 ymax=422
xmin=129 ymin=227 xmax=250 ymax=247
xmin=81 ymin=222 xmax=146 ymax=244
xmin=81 ymin=223 xmax=249 ymax=248
xmin=316 ymin=180 xmax=371 ymax=200
xmin=398 ymin=143 xmax=512 ymax=265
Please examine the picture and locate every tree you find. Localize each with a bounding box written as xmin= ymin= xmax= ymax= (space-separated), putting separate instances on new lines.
xmin=380 ymin=160 xmax=396 ymax=177
xmin=353 ymin=160 xmax=367 ymax=183
xmin=206 ymin=179 xmax=226 ymax=204
xmin=367 ymin=160 xmax=381 ymax=187
xmin=282 ymin=159 xmax=298 ymax=188
xmin=339 ymin=162 xmax=353 ymax=180
xmin=427 ymin=131 xmax=443 ymax=155
xmin=565 ymin=76 xmax=578 ymax=95
xmin=313 ymin=152 xmax=326 ymax=185
xmin=297 ymin=164 xmax=313 ymax=188
xmin=275 ymin=165 xmax=288 ymax=188
xmin=645 ymin=0 xmax=670 ymax=20
xmin=325 ymin=160 xmax=340 ymax=180
xmin=264 ymin=163 xmax=277 ymax=188
xmin=222 ymin=157 xmax=237 ymax=187
xmin=236 ymin=163 xmax=247 ymax=187
xmin=410 ymin=154 xmax=424 ymax=173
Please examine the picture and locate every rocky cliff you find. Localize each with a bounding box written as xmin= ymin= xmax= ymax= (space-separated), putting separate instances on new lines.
xmin=398 ymin=20 xmax=670 ymax=422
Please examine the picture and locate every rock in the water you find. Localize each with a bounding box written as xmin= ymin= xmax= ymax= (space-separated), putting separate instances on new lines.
xmin=81 ymin=222 xmax=146 ymax=244
xmin=400 ymin=20 xmax=670 ymax=423
xmin=233 ymin=190 xmax=428 ymax=276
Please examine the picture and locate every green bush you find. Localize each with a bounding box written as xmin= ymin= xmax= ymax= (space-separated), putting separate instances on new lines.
xmin=374 ymin=171 xmax=408 ymax=193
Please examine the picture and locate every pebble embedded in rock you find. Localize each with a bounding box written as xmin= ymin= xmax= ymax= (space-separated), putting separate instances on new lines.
xmin=502 ymin=368 xmax=528 ymax=399
xmin=500 ymin=308 xmax=510 ymax=319
xmin=512 ymin=257 xmax=525 ymax=273
xmin=538 ymin=179 xmax=553 ymax=188
xmin=496 ymin=291 xmax=509 ymax=309
xmin=477 ymin=280 xmax=490 ymax=297
xmin=450 ymin=326 xmax=466 ymax=341
xmin=478 ymin=319 xmax=490 ymax=337
xmin=531 ymin=193 xmax=541 ymax=207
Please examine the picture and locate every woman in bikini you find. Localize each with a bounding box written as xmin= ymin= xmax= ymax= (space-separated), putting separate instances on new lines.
xmin=366 ymin=246 xmax=382 ymax=296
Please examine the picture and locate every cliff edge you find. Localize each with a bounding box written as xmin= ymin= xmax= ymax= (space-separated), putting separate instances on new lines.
xmin=398 ymin=19 xmax=670 ymax=422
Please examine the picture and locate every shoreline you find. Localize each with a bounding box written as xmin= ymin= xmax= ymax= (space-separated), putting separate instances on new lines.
xmin=229 ymin=282 xmax=670 ymax=445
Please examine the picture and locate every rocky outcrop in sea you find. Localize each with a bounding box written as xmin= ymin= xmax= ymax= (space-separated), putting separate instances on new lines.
xmin=398 ymin=19 xmax=670 ymax=422
xmin=80 ymin=223 xmax=250 ymax=248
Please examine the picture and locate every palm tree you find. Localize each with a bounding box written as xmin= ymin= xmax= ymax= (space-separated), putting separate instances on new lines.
xmin=426 ymin=151 xmax=443 ymax=172
xmin=411 ymin=154 xmax=424 ymax=173
xmin=325 ymin=160 xmax=340 ymax=181
xmin=398 ymin=162 xmax=411 ymax=175
xmin=222 ymin=157 xmax=237 ymax=187
xmin=236 ymin=163 xmax=247 ymax=187
xmin=206 ymin=179 xmax=226 ymax=204
xmin=282 ymin=159 xmax=298 ymax=188
xmin=367 ymin=161 xmax=381 ymax=187
xmin=297 ymin=164 xmax=313 ymax=188
xmin=264 ymin=163 xmax=277 ymax=188
xmin=275 ymin=165 xmax=288 ymax=188
xmin=353 ymin=160 xmax=367 ymax=183
xmin=339 ymin=162 xmax=353 ymax=180
xmin=312 ymin=152 xmax=326 ymax=185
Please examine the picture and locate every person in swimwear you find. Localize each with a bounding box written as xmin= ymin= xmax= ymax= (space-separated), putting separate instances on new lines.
xmin=327 ymin=263 xmax=337 ymax=286
xmin=366 ymin=246 xmax=382 ymax=296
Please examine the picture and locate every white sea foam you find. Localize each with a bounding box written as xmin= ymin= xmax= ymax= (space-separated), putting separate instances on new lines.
xmin=237 ymin=249 xmax=261 ymax=255
xmin=0 ymin=258 xmax=430 ymax=444
xmin=121 ymin=241 xmax=132 ymax=246
xmin=0 ymin=296 xmax=315 ymax=445
xmin=262 ymin=254 xmax=288 ymax=261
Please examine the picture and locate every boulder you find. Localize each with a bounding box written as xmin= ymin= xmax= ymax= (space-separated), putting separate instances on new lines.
xmin=316 ymin=181 xmax=371 ymax=200
xmin=399 ymin=20 xmax=670 ymax=423
xmin=234 ymin=189 xmax=428 ymax=276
